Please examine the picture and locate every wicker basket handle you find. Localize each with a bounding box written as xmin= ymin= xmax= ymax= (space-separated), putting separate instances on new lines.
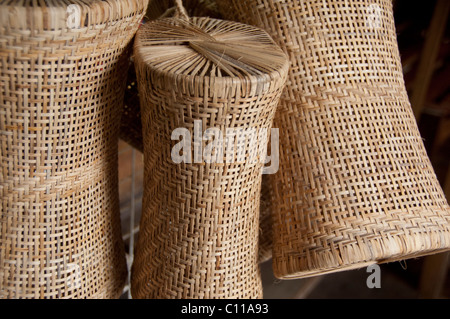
xmin=174 ymin=0 xmax=190 ymax=21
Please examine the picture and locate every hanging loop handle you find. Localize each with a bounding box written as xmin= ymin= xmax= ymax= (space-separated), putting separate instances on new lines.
xmin=174 ymin=0 xmax=190 ymax=21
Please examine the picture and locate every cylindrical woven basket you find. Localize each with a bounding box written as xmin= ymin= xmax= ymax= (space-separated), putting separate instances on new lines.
xmin=119 ymin=0 xmax=275 ymax=264
xmin=218 ymin=0 xmax=450 ymax=279
xmin=0 ymin=0 xmax=148 ymax=298
xmin=131 ymin=13 xmax=288 ymax=298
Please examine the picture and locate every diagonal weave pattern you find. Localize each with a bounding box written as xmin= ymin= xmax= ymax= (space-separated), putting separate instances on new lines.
xmin=120 ymin=0 xmax=222 ymax=154
xmin=120 ymin=1 xmax=276 ymax=265
xmin=131 ymin=16 xmax=288 ymax=298
xmin=0 ymin=0 xmax=148 ymax=298
xmin=218 ymin=0 xmax=450 ymax=279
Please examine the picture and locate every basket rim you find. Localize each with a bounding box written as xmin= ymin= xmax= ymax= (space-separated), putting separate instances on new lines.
xmin=0 ymin=0 xmax=149 ymax=30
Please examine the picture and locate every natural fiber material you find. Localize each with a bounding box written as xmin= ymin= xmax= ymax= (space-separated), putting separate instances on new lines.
xmin=121 ymin=3 xmax=271 ymax=264
xmin=0 ymin=0 xmax=148 ymax=298
xmin=131 ymin=16 xmax=288 ymax=298
xmin=218 ymin=0 xmax=450 ymax=279
xmin=119 ymin=0 xmax=221 ymax=151
xmin=119 ymin=0 xmax=278 ymax=265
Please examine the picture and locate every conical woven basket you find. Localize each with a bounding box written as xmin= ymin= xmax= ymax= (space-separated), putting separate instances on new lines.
xmin=130 ymin=13 xmax=288 ymax=298
xmin=0 ymin=0 xmax=148 ymax=298
xmin=218 ymin=0 xmax=450 ymax=279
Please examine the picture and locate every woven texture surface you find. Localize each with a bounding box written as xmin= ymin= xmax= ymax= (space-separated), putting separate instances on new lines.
xmin=120 ymin=0 xmax=278 ymax=265
xmin=0 ymin=0 xmax=148 ymax=298
xmin=218 ymin=0 xmax=450 ymax=279
xmin=131 ymin=16 xmax=288 ymax=298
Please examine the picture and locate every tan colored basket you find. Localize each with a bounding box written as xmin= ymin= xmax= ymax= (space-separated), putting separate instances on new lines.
xmin=0 ymin=0 xmax=148 ymax=298
xmin=218 ymin=0 xmax=450 ymax=279
xmin=130 ymin=11 xmax=288 ymax=298
xmin=120 ymin=0 xmax=276 ymax=264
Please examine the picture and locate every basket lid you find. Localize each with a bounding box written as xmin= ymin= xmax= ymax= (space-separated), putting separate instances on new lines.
xmin=134 ymin=17 xmax=289 ymax=91
xmin=0 ymin=0 xmax=148 ymax=30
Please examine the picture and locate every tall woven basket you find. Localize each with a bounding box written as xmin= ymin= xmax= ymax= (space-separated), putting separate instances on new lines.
xmin=120 ymin=0 xmax=275 ymax=264
xmin=0 ymin=0 xmax=148 ymax=298
xmin=218 ymin=0 xmax=450 ymax=279
xmin=131 ymin=8 xmax=288 ymax=298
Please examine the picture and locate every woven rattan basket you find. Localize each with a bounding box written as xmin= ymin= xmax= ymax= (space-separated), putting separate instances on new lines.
xmin=0 ymin=0 xmax=148 ymax=298
xmin=120 ymin=0 xmax=276 ymax=264
xmin=218 ymin=0 xmax=450 ymax=279
xmin=130 ymin=8 xmax=289 ymax=298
